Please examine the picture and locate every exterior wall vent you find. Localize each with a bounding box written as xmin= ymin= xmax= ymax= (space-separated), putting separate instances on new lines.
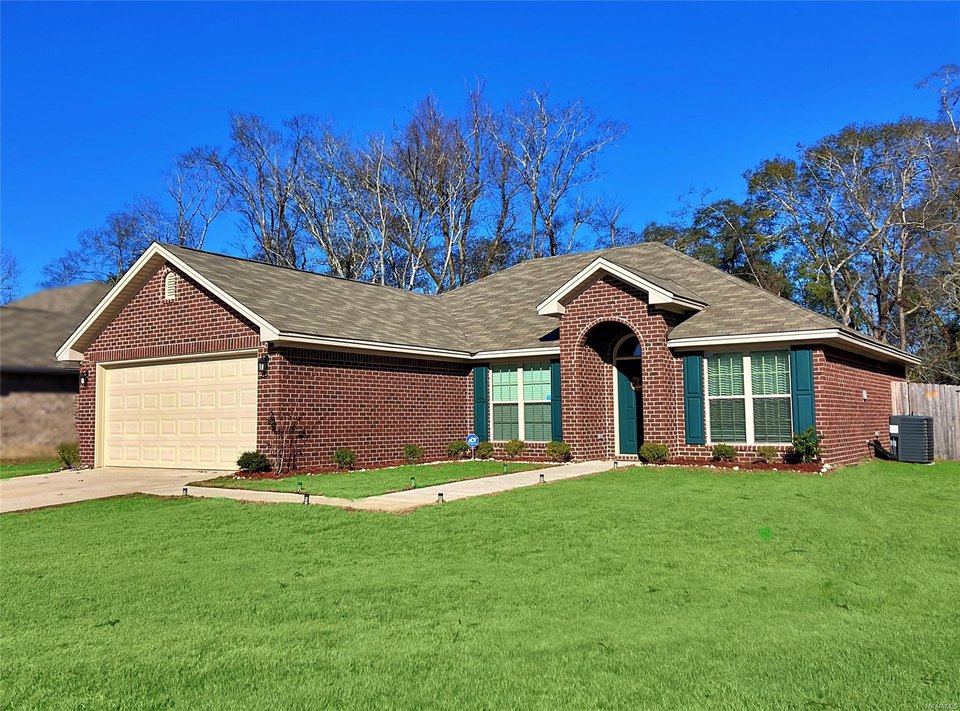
xmin=164 ymin=271 xmax=177 ymax=301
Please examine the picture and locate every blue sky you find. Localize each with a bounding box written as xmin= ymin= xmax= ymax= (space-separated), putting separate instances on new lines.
xmin=2 ymin=1 xmax=957 ymax=296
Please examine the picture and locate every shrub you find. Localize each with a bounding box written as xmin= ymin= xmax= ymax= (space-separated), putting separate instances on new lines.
xmin=790 ymin=426 xmax=823 ymax=463
xmin=403 ymin=444 xmax=425 ymax=464
xmin=504 ymin=439 xmax=525 ymax=458
xmin=475 ymin=441 xmax=494 ymax=459
xmin=237 ymin=451 xmax=271 ymax=473
xmin=545 ymin=440 xmax=572 ymax=462
xmin=639 ymin=442 xmax=669 ymax=464
xmin=712 ymin=443 xmax=737 ymax=462
xmin=57 ymin=442 xmax=80 ymax=469
xmin=333 ymin=447 xmax=357 ymax=470
xmin=756 ymin=446 xmax=780 ymax=464
xmin=446 ymin=440 xmax=469 ymax=458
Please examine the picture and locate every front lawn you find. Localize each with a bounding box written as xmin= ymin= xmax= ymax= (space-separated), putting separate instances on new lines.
xmin=192 ymin=460 xmax=548 ymax=499
xmin=0 ymin=459 xmax=60 ymax=480
xmin=2 ymin=460 xmax=958 ymax=709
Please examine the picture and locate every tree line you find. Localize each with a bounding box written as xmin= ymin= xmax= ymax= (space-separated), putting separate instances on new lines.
xmin=40 ymin=83 xmax=626 ymax=293
xmin=26 ymin=68 xmax=960 ymax=383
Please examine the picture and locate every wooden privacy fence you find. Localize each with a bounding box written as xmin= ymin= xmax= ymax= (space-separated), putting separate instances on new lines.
xmin=891 ymin=383 xmax=960 ymax=461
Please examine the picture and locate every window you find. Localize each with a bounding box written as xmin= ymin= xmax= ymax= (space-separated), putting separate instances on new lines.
xmin=491 ymin=362 xmax=552 ymax=442
xmin=491 ymin=365 xmax=519 ymax=440
xmin=751 ymin=351 xmax=792 ymax=443
xmin=705 ymin=351 xmax=791 ymax=444
xmin=164 ymin=272 xmax=177 ymax=301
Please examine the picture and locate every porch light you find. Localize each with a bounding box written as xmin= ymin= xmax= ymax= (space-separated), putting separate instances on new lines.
xmin=257 ymin=354 xmax=269 ymax=377
xmin=79 ymin=370 xmax=89 ymax=388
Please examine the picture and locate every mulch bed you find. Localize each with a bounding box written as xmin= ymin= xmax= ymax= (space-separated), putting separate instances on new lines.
xmin=641 ymin=458 xmax=824 ymax=473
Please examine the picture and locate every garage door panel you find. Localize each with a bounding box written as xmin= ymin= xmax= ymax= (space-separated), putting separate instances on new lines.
xmin=102 ymin=355 xmax=257 ymax=470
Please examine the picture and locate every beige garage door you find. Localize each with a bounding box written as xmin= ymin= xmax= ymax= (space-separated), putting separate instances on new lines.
xmin=102 ymin=355 xmax=257 ymax=469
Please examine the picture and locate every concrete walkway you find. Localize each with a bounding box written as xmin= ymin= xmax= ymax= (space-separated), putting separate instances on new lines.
xmin=1 ymin=460 xmax=615 ymax=514
xmin=0 ymin=467 xmax=204 ymax=514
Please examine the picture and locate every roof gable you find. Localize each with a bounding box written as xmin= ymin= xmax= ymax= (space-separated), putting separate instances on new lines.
xmin=535 ymin=256 xmax=707 ymax=316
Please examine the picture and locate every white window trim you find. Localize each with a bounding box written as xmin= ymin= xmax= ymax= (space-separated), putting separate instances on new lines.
xmin=704 ymin=351 xmax=793 ymax=446
xmin=489 ymin=362 xmax=551 ymax=442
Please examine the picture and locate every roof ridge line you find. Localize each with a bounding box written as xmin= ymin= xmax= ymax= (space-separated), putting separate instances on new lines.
xmin=161 ymin=243 xmax=447 ymax=302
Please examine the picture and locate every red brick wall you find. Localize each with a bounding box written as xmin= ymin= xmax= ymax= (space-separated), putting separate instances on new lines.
xmin=559 ymin=276 xmax=685 ymax=460
xmin=258 ymin=346 xmax=471 ymax=470
xmin=555 ymin=274 xmax=903 ymax=466
xmin=75 ymin=263 xmax=472 ymax=469
xmin=814 ymin=347 xmax=905 ymax=466
xmin=76 ymin=265 xmax=261 ymax=466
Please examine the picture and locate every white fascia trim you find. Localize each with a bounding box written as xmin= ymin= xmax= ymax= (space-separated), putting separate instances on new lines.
xmin=273 ymin=332 xmax=474 ymax=361
xmin=536 ymin=257 xmax=706 ymax=316
xmin=668 ymin=329 xmax=920 ymax=365
xmin=57 ymin=243 xmax=281 ymax=361
xmin=272 ymin=334 xmax=563 ymax=363
xmin=472 ymin=347 xmax=561 ymax=361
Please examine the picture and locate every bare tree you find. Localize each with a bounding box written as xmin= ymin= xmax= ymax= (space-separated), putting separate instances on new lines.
xmin=500 ymin=87 xmax=626 ymax=257
xmin=0 ymin=248 xmax=20 ymax=304
xmin=41 ymin=208 xmax=157 ymax=286
xmin=166 ymin=148 xmax=229 ymax=249
xmin=206 ymin=114 xmax=308 ymax=267
xmin=295 ymin=121 xmax=374 ymax=279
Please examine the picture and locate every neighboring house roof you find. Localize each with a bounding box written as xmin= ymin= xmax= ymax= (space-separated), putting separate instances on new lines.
xmin=57 ymin=242 xmax=918 ymax=366
xmin=2 ymin=282 xmax=111 ymax=372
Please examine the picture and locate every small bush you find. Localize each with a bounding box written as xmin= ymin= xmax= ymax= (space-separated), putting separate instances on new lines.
xmin=333 ymin=447 xmax=357 ymax=470
xmin=639 ymin=442 xmax=669 ymax=464
xmin=756 ymin=446 xmax=780 ymax=464
xmin=57 ymin=442 xmax=80 ymax=469
xmin=504 ymin=439 xmax=525 ymax=458
xmin=712 ymin=443 xmax=737 ymax=462
xmin=545 ymin=440 xmax=572 ymax=462
xmin=790 ymin=426 xmax=823 ymax=463
xmin=237 ymin=451 xmax=271 ymax=473
xmin=475 ymin=441 xmax=494 ymax=459
xmin=446 ymin=440 xmax=469 ymax=458
xmin=403 ymin=444 xmax=425 ymax=464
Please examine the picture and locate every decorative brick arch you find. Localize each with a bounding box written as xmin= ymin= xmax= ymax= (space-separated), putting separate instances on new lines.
xmin=558 ymin=275 xmax=687 ymax=460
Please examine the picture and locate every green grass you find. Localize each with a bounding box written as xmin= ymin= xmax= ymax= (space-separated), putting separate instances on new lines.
xmin=0 ymin=458 xmax=60 ymax=480
xmin=192 ymin=460 xmax=548 ymax=499
xmin=2 ymin=460 xmax=958 ymax=709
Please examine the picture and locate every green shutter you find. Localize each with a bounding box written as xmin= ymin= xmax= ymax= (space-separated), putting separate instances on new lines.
xmin=683 ymin=353 xmax=706 ymax=445
xmin=473 ymin=365 xmax=489 ymax=441
xmin=550 ymin=360 xmax=563 ymax=441
xmin=789 ymin=348 xmax=815 ymax=434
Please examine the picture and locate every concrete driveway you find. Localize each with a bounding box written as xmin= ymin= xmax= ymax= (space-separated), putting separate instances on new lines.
xmin=0 ymin=467 xmax=215 ymax=514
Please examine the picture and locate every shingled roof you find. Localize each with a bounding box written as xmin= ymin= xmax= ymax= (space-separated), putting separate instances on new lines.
xmin=59 ymin=242 xmax=916 ymax=364
xmin=2 ymin=282 xmax=111 ymax=371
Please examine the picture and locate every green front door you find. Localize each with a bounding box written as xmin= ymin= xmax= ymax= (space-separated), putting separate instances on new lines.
xmin=617 ymin=361 xmax=643 ymax=455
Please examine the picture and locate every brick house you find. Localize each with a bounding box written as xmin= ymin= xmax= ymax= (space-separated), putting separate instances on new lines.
xmin=1 ymin=282 xmax=110 ymax=459
xmin=57 ymin=242 xmax=917 ymax=471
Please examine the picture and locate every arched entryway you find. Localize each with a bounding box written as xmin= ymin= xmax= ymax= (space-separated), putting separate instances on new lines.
xmin=613 ymin=334 xmax=644 ymax=455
